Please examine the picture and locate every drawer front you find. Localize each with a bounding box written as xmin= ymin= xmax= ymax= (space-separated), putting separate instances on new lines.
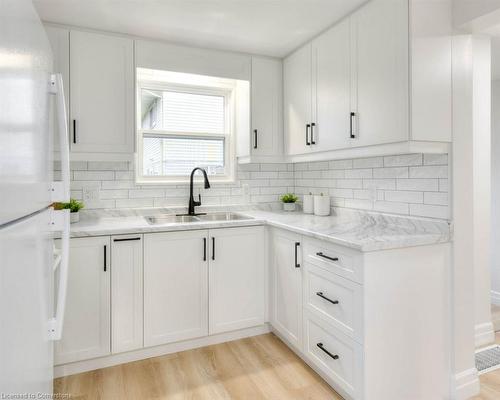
xmin=304 ymin=263 xmax=362 ymax=342
xmin=305 ymin=313 xmax=363 ymax=399
xmin=303 ymin=237 xmax=363 ymax=283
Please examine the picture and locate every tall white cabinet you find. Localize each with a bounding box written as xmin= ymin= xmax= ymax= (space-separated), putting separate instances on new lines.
xmin=55 ymin=237 xmax=111 ymax=365
xmin=69 ymin=31 xmax=134 ymax=154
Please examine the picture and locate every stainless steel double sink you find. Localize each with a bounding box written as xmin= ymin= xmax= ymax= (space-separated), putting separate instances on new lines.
xmin=145 ymin=212 xmax=252 ymax=225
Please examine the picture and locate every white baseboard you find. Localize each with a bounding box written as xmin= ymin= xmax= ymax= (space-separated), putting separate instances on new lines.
xmin=475 ymin=322 xmax=496 ymax=348
xmin=491 ymin=290 xmax=500 ymax=306
xmin=452 ymin=368 xmax=480 ymax=400
xmin=54 ymin=324 xmax=270 ymax=378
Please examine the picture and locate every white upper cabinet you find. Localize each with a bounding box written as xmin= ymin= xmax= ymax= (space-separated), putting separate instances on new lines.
xmin=250 ymin=57 xmax=283 ymax=157
xmin=208 ymin=226 xmax=266 ymax=334
xmin=70 ymin=31 xmax=134 ymax=154
xmin=351 ymin=0 xmax=409 ymax=147
xmin=312 ymin=18 xmax=352 ymax=152
xmin=45 ymin=25 xmax=70 ymax=157
xmin=283 ymin=0 xmax=452 ymax=159
xmin=284 ymin=43 xmax=312 ymax=155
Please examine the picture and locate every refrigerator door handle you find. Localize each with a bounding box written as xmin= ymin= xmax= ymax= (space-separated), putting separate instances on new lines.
xmin=48 ymin=209 xmax=70 ymax=341
xmin=50 ymin=73 xmax=70 ymax=203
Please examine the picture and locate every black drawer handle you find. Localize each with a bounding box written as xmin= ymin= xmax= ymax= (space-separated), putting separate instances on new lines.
xmin=103 ymin=245 xmax=107 ymax=272
xmin=316 ymin=292 xmax=339 ymax=305
xmin=212 ymin=237 xmax=215 ymax=261
xmin=113 ymin=237 xmax=141 ymax=242
xmin=311 ymin=122 xmax=316 ymax=144
xmin=306 ymin=124 xmax=311 ymax=146
xmin=350 ymin=112 xmax=356 ymax=139
xmin=203 ymin=237 xmax=207 ymax=261
xmin=295 ymin=242 xmax=301 ymax=268
xmin=316 ymin=252 xmax=339 ymax=262
xmin=317 ymin=343 xmax=339 ymax=360
xmin=73 ymin=119 xmax=77 ymax=144
xmin=254 ymin=129 xmax=258 ymax=149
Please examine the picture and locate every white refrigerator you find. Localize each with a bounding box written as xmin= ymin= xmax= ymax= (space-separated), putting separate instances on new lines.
xmin=0 ymin=0 xmax=70 ymax=396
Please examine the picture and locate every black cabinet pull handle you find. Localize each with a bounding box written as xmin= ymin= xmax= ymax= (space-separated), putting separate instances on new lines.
xmin=113 ymin=237 xmax=141 ymax=242
xmin=316 ymin=252 xmax=339 ymax=262
xmin=254 ymin=129 xmax=258 ymax=149
xmin=212 ymin=237 xmax=215 ymax=261
xmin=73 ymin=119 xmax=77 ymax=144
xmin=306 ymin=124 xmax=311 ymax=146
xmin=103 ymin=245 xmax=107 ymax=272
xmin=317 ymin=343 xmax=339 ymax=360
xmin=203 ymin=237 xmax=207 ymax=261
xmin=350 ymin=112 xmax=356 ymax=139
xmin=311 ymin=122 xmax=316 ymax=144
xmin=316 ymin=292 xmax=339 ymax=305
xmin=295 ymin=242 xmax=301 ymax=268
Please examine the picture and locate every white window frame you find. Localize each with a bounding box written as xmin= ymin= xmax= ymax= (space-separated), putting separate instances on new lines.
xmin=136 ymin=79 xmax=236 ymax=185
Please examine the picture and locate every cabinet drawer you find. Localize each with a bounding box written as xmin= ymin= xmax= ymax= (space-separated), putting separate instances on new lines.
xmin=305 ymin=313 xmax=362 ymax=399
xmin=304 ymin=263 xmax=362 ymax=342
xmin=303 ymin=237 xmax=363 ymax=283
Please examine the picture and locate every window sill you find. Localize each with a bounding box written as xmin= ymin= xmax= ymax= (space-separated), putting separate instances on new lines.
xmin=136 ymin=178 xmax=236 ymax=186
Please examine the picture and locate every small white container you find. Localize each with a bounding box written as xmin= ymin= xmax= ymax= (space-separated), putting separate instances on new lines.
xmin=283 ymin=203 xmax=296 ymax=212
xmin=70 ymin=212 xmax=80 ymax=223
xmin=314 ymin=195 xmax=330 ymax=216
xmin=303 ymin=194 xmax=314 ymax=214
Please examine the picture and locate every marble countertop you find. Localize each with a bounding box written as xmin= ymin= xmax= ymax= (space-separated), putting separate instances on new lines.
xmin=68 ymin=206 xmax=451 ymax=252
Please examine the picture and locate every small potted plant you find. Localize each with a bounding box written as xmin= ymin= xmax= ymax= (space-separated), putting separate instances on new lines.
xmin=54 ymin=198 xmax=84 ymax=223
xmin=281 ymin=193 xmax=298 ymax=212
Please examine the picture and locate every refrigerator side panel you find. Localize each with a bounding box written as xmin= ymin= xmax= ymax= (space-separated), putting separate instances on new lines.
xmin=0 ymin=209 xmax=54 ymax=396
xmin=0 ymin=0 xmax=54 ymax=225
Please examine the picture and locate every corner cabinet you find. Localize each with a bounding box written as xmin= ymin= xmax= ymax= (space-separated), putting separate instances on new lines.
xmin=284 ymin=0 xmax=452 ymax=161
xmin=69 ymin=30 xmax=134 ymax=154
xmin=54 ymin=237 xmax=111 ymax=365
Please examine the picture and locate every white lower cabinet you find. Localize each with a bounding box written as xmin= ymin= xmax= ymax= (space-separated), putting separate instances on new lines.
xmin=111 ymin=234 xmax=143 ymax=353
xmin=209 ymin=226 xmax=266 ymax=334
xmin=144 ymin=230 xmax=209 ymax=347
xmin=55 ymin=236 xmax=111 ymax=365
xmin=270 ymin=228 xmax=303 ymax=351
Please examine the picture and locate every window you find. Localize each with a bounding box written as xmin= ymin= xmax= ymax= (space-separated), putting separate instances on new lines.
xmin=136 ymin=68 xmax=239 ymax=183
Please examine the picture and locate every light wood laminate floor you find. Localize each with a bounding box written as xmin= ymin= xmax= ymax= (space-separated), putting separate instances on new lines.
xmin=54 ymin=333 xmax=342 ymax=400
xmin=472 ymin=332 xmax=500 ymax=400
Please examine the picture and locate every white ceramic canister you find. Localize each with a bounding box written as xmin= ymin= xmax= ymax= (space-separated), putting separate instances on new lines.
xmin=303 ymin=194 xmax=314 ymax=214
xmin=283 ymin=202 xmax=296 ymax=212
xmin=313 ymin=195 xmax=330 ymax=216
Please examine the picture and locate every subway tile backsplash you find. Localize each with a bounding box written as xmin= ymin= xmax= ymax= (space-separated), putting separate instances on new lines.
xmin=55 ymin=153 xmax=449 ymax=220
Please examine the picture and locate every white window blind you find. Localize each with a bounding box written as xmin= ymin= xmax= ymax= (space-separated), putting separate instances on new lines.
xmin=143 ymin=135 xmax=225 ymax=176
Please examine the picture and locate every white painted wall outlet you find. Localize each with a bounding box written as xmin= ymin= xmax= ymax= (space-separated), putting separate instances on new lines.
xmin=82 ymin=187 xmax=99 ymax=202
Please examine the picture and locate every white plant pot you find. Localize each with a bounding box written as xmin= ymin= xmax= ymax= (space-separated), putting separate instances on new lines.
xmin=283 ymin=203 xmax=296 ymax=212
xmin=70 ymin=212 xmax=80 ymax=224
xmin=303 ymin=194 xmax=314 ymax=214
xmin=314 ymin=195 xmax=330 ymax=216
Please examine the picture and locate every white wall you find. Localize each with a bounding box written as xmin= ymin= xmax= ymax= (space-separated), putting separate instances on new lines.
xmin=491 ymin=79 xmax=500 ymax=304
xmin=453 ymin=0 xmax=500 ymax=29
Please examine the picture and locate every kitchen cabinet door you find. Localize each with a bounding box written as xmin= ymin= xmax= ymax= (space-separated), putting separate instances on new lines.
xmin=251 ymin=57 xmax=283 ymax=156
xmin=284 ymin=43 xmax=312 ymax=155
xmin=70 ymin=30 xmax=134 ymax=153
xmin=144 ymin=231 xmax=208 ymax=347
xmin=312 ymin=18 xmax=352 ymax=152
xmin=208 ymin=226 xmax=266 ymax=334
xmin=54 ymin=237 xmax=111 ymax=365
xmin=45 ymin=25 xmax=70 ymax=158
xmin=270 ymin=229 xmax=303 ymax=351
xmin=350 ymin=0 xmax=409 ymax=147
xmin=111 ymin=235 xmax=143 ymax=354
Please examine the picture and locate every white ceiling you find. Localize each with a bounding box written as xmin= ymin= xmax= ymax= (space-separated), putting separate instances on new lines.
xmin=33 ymin=0 xmax=367 ymax=57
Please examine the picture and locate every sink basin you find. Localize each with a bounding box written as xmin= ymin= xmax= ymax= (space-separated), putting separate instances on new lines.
xmin=145 ymin=215 xmax=201 ymax=225
xmin=197 ymin=212 xmax=252 ymax=222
